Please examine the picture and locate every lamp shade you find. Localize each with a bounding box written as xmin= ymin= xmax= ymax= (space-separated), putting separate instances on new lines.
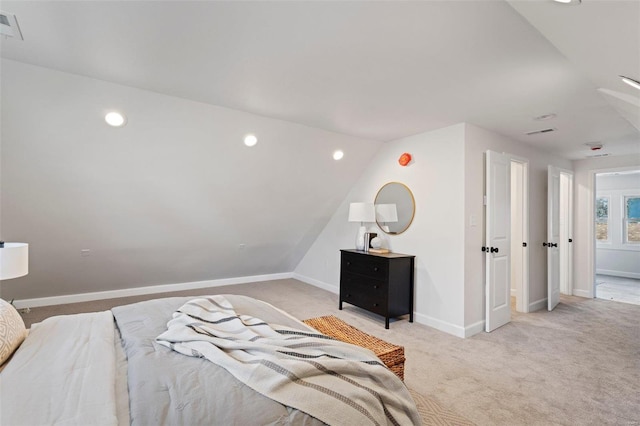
xmin=375 ymin=204 xmax=398 ymax=223
xmin=348 ymin=203 xmax=375 ymax=222
xmin=0 ymin=243 xmax=29 ymax=280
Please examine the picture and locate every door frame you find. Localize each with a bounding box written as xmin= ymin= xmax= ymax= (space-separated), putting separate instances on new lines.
xmin=586 ymin=165 xmax=640 ymax=298
xmin=485 ymin=151 xmax=530 ymax=330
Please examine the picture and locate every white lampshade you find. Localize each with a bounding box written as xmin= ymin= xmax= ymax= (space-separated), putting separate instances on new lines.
xmin=0 ymin=243 xmax=29 ymax=280
xmin=376 ymin=204 xmax=398 ymax=223
xmin=348 ymin=202 xmax=375 ymax=223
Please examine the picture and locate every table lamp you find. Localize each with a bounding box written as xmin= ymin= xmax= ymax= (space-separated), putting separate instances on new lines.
xmin=348 ymin=203 xmax=375 ymax=251
xmin=0 ymin=242 xmax=29 ymax=280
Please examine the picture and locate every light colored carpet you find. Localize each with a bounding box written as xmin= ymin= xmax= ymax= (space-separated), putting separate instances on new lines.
xmin=19 ymin=279 xmax=640 ymax=425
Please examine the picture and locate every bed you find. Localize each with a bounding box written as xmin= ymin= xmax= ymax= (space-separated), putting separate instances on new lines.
xmin=0 ymin=295 xmax=421 ymax=425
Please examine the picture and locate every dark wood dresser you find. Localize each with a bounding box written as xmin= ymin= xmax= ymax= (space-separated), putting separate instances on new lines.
xmin=339 ymin=249 xmax=415 ymax=329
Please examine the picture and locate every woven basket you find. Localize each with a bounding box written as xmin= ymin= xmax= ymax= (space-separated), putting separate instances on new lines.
xmin=303 ymin=315 xmax=405 ymax=381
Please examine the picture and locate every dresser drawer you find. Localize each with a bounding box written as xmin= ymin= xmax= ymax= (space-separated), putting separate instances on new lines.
xmin=341 ymin=252 xmax=389 ymax=279
xmin=341 ymin=272 xmax=387 ymax=294
xmin=341 ymin=291 xmax=386 ymax=316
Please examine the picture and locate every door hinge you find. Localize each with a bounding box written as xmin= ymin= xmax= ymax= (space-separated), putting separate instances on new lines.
xmin=483 ymin=195 xmax=487 ymax=205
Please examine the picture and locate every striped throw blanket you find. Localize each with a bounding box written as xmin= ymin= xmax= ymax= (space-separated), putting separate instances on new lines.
xmin=156 ymin=296 xmax=421 ymax=426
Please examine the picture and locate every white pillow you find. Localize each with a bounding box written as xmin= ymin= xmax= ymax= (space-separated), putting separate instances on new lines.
xmin=0 ymin=298 xmax=27 ymax=366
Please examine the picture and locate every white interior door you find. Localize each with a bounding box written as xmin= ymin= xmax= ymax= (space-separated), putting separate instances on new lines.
xmin=547 ymin=165 xmax=561 ymax=311
xmin=559 ymin=171 xmax=574 ymax=295
xmin=486 ymin=151 xmax=511 ymax=332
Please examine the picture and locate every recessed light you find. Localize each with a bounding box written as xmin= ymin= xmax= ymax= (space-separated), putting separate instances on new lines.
xmin=534 ymin=113 xmax=557 ymax=121
xmin=620 ymin=75 xmax=640 ymax=91
xmin=244 ymin=134 xmax=258 ymax=147
xmin=105 ymin=111 xmax=126 ymax=127
xmin=333 ymin=150 xmax=344 ymax=160
xmin=553 ymin=0 xmax=580 ymax=4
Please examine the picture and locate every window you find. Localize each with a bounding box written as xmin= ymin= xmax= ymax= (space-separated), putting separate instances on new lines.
xmin=625 ymin=196 xmax=640 ymax=243
xmin=595 ymin=197 xmax=609 ymax=241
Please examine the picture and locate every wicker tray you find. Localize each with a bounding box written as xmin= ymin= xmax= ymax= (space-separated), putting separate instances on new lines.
xmin=303 ymin=315 xmax=405 ymax=380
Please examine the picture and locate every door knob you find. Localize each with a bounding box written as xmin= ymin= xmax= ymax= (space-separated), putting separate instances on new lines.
xmin=490 ymin=247 xmax=499 ymax=253
xmin=551 ymin=243 xmax=558 ymax=247
xmin=543 ymin=242 xmax=548 ymax=247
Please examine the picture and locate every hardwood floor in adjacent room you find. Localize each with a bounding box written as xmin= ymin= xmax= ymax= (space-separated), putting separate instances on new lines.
xmin=596 ymin=274 xmax=640 ymax=305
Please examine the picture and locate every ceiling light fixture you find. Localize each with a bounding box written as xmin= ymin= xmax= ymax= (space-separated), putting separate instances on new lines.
xmin=244 ymin=134 xmax=258 ymax=147
xmin=620 ymin=75 xmax=640 ymax=91
xmin=333 ymin=150 xmax=344 ymax=160
xmin=105 ymin=111 xmax=126 ymax=127
xmin=552 ymin=0 xmax=581 ymax=4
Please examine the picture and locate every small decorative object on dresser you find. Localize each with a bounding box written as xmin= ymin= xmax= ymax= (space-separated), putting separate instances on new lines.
xmin=339 ymin=249 xmax=415 ymax=329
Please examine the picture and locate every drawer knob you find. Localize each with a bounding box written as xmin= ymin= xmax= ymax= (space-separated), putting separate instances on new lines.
xmin=373 ymin=303 xmax=379 ymax=307
xmin=346 ymin=261 xmax=351 ymax=266
xmin=373 ymin=285 xmax=378 ymax=289
xmin=373 ymin=267 xmax=379 ymax=272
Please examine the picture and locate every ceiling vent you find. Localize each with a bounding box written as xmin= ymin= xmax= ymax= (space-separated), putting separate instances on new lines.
xmin=588 ymin=153 xmax=610 ymax=158
xmin=525 ymin=128 xmax=556 ymax=136
xmin=0 ymin=11 xmax=23 ymax=40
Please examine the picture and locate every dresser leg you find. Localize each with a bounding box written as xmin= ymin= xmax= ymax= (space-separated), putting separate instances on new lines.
xmin=410 ymin=312 xmax=414 ymax=323
xmin=385 ymin=318 xmax=389 ymax=329
xmin=339 ymin=301 xmax=343 ymax=310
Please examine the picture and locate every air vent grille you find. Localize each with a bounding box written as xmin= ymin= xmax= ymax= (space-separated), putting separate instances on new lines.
xmin=525 ymin=128 xmax=556 ymax=136
xmin=0 ymin=11 xmax=23 ymax=40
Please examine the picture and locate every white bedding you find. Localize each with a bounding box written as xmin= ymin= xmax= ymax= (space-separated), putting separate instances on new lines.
xmin=0 ymin=311 xmax=120 ymax=426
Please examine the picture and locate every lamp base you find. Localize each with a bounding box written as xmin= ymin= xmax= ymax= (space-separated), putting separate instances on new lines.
xmin=355 ymin=226 xmax=366 ymax=251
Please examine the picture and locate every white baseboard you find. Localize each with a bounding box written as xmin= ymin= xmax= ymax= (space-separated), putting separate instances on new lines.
xmin=292 ymin=273 xmax=338 ymax=294
xmin=12 ymin=273 xmax=294 ymax=309
xmin=413 ymin=312 xmax=467 ymax=338
xmin=529 ymin=297 xmax=547 ymax=312
xmin=573 ymin=289 xmax=592 ymax=298
xmin=510 ymin=288 xmax=516 ymax=296
xmin=464 ymin=320 xmax=485 ymax=337
xmin=596 ymin=269 xmax=640 ymax=280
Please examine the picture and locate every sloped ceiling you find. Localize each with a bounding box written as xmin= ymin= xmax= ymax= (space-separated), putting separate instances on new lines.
xmin=1 ymin=0 xmax=638 ymax=159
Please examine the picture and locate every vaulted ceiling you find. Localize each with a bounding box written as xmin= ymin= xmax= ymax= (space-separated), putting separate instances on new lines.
xmin=1 ymin=0 xmax=639 ymax=159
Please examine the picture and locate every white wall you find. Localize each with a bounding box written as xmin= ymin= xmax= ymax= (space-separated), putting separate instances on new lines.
xmin=572 ymin=154 xmax=640 ymax=297
xmin=297 ymin=122 xmax=574 ymax=338
xmin=463 ymin=124 xmax=572 ymax=331
xmin=595 ymin=173 xmax=640 ymax=279
xmin=0 ymin=59 xmax=382 ymax=300
xmin=296 ymin=124 xmax=467 ymax=336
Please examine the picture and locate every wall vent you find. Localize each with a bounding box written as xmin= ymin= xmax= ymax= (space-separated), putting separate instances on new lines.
xmin=588 ymin=153 xmax=610 ymax=158
xmin=525 ymin=128 xmax=556 ymax=136
xmin=0 ymin=11 xmax=24 ymax=40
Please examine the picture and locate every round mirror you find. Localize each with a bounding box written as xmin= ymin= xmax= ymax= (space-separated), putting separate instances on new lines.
xmin=374 ymin=182 xmax=415 ymax=235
